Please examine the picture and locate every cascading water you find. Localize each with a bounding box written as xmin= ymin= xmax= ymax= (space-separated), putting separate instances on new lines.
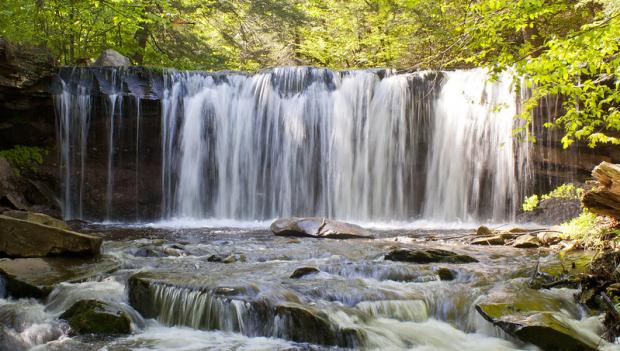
xmin=54 ymin=66 xmax=528 ymax=223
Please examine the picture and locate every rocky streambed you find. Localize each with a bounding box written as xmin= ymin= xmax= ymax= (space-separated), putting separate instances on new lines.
xmin=0 ymin=217 xmax=618 ymax=350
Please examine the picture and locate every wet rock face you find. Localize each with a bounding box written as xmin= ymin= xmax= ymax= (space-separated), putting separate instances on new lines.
xmin=0 ymin=256 xmax=119 ymax=298
xmin=271 ymin=217 xmax=373 ymax=239
xmin=61 ymin=299 xmax=131 ymax=335
xmin=384 ymin=248 xmax=478 ymax=264
xmin=0 ymin=214 xmax=101 ymax=258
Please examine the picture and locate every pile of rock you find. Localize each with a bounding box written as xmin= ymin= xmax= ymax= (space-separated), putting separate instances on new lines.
xmin=470 ymin=225 xmax=563 ymax=249
xmin=0 ymin=210 xmax=124 ymax=336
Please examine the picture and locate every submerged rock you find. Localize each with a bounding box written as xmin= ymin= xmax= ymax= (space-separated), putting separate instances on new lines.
xmin=0 ymin=256 xmax=119 ymax=298
xmin=61 ymin=299 xmax=131 ymax=335
xmin=471 ymin=235 xmax=505 ymax=246
xmin=93 ymin=49 xmax=130 ymax=67
xmin=384 ymin=248 xmax=478 ymax=264
xmin=271 ymin=217 xmax=373 ymax=239
xmin=0 ymin=214 xmax=101 ymax=258
xmin=513 ymin=234 xmax=541 ymax=248
xmin=436 ymin=268 xmax=456 ymax=281
xmin=290 ymin=267 xmax=320 ymax=279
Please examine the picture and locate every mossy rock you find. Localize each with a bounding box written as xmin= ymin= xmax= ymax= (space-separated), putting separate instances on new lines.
xmin=436 ymin=268 xmax=456 ymax=281
xmin=60 ymin=299 xmax=131 ymax=335
xmin=385 ymin=248 xmax=478 ymax=264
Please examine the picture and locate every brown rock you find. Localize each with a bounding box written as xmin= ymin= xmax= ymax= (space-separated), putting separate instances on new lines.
xmin=0 ymin=215 xmax=101 ymax=258
xmin=271 ymin=217 xmax=373 ymax=239
xmin=513 ymin=234 xmax=541 ymax=248
xmin=471 ymin=235 xmax=505 ymax=245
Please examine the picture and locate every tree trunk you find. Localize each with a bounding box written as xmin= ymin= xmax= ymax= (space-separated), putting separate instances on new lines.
xmin=582 ymin=162 xmax=620 ymax=218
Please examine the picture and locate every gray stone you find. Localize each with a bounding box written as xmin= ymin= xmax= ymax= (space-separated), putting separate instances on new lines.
xmin=93 ymin=49 xmax=130 ymax=67
xmin=271 ymin=217 xmax=373 ymax=239
xmin=0 ymin=214 xmax=101 ymax=258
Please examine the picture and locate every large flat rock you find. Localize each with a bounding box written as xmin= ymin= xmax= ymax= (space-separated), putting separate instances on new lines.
xmin=0 ymin=214 xmax=101 ymax=257
xmin=271 ymin=217 xmax=373 ymax=239
xmin=0 ymin=256 xmax=119 ymax=298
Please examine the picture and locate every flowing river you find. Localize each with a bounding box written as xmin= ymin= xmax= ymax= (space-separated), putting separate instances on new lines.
xmin=0 ymin=223 xmax=612 ymax=350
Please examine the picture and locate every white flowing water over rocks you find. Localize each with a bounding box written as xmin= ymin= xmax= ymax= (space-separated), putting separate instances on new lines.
xmin=1 ymin=225 xmax=614 ymax=350
xmin=55 ymin=66 xmax=528 ymax=223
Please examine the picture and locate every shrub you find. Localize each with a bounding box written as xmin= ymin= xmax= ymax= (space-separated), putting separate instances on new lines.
xmin=0 ymin=145 xmax=47 ymax=176
xmin=522 ymin=184 xmax=583 ymax=212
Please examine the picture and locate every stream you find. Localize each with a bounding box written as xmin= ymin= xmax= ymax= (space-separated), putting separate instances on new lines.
xmin=0 ymin=223 xmax=613 ymax=350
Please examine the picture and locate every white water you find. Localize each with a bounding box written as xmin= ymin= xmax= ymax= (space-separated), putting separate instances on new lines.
xmin=55 ymin=67 xmax=529 ymax=223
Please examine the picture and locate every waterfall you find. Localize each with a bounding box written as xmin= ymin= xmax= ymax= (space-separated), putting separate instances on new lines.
xmin=53 ymin=66 xmax=529 ymax=223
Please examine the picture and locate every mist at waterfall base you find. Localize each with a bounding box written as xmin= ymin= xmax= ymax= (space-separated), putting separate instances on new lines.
xmin=54 ymin=67 xmax=531 ymax=227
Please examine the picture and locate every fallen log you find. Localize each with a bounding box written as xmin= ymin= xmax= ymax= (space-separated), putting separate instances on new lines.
xmin=582 ymin=162 xmax=620 ymax=219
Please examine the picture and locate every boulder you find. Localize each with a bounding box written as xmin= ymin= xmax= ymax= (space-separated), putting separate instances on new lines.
xmin=471 ymin=235 xmax=505 ymax=246
xmin=476 ymin=225 xmax=493 ymax=236
xmin=93 ymin=49 xmax=130 ymax=67
xmin=2 ymin=210 xmax=70 ymax=230
xmin=271 ymin=217 xmax=373 ymax=239
xmin=513 ymin=234 xmax=541 ymax=248
xmin=60 ymin=299 xmax=131 ymax=335
xmin=0 ymin=214 xmax=101 ymax=257
xmin=290 ymin=267 xmax=320 ymax=279
xmin=0 ymin=256 xmax=119 ymax=298
xmin=384 ymin=248 xmax=478 ymax=264
xmin=207 ymin=253 xmax=246 ymax=263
